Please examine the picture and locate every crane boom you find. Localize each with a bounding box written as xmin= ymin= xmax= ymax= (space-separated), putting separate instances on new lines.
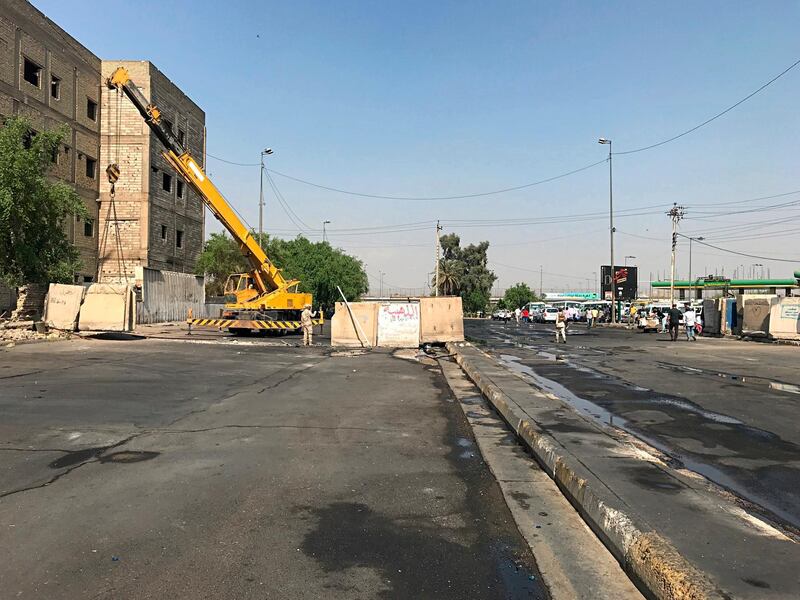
xmin=106 ymin=67 xmax=310 ymax=317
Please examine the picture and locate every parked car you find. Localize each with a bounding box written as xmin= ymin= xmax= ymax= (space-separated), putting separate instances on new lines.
xmin=492 ymin=309 xmax=512 ymax=322
xmin=541 ymin=307 xmax=559 ymax=323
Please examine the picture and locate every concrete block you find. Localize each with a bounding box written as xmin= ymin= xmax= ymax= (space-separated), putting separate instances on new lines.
xmin=701 ymin=299 xmax=720 ymax=335
xmin=419 ymin=296 xmax=464 ymax=343
xmin=78 ymin=284 xmax=135 ymax=331
xmin=741 ymin=295 xmax=779 ymax=336
xmin=44 ymin=283 xmax=85 ymax=331
xmin=377 ymin=302 xmax=420 ymax=348
xmin=769 ymin=297 xmax=800 ymax=340
xmin=331 ymin=301 xmax=377 ymax=347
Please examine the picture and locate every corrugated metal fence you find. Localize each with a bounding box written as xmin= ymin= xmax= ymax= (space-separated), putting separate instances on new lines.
xmin=137 ymin=267 xmax=208 ymax=324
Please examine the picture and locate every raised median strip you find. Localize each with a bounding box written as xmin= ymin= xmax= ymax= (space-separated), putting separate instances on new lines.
xmin=447 ymin=341 xmax=799 ymax=600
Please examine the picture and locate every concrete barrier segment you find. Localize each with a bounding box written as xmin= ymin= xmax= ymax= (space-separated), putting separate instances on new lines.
xmin=447 ymin=342 xmax=728 ymax=600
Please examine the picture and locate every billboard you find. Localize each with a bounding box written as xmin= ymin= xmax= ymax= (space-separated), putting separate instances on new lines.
xmin=601 ymin=266 xmax=638 ymax=300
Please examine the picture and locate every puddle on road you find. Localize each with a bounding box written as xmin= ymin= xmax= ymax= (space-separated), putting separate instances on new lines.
xmin=49 ymin=446 xmax=160 ymax=468
xmin=770 ymin=381 xmax=800 ymax=395
xmin=657 ymin=362 xmax=800 ymax=397
xmin=500 ymin=354 xmax=628 ymax=429
xmin=49 ymin=447 xmax=105 ymax=469
xmin=496 ymin=353 xmax=800 ymax=532
xmin=491 ymin=542 xmax=546 ymax=598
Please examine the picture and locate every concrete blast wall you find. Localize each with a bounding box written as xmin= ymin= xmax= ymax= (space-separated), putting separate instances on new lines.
xmin=332 ymin=297 xmax=464 ymax=347
xmin=79 ymin=284 xmax=135 ymax=331
xmin=420 ymin=297 xmax=464 ymax=342
xmin=740 ymin=295 xmax=779 ymax=337
xmin=44 ymin=283 xmax=85 ymax=330
xmin=331 ymin=302 xmax=378 ymax=347
xmin=769 ymin=297 xmax=800 ymax=341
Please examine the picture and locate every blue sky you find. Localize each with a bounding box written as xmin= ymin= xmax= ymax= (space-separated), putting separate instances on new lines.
xmin=33 ymin=1 xmax=800 ymax=294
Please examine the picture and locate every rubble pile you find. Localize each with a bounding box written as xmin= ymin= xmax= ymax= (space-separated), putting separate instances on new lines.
xmin=0 ymin=320 xmax=70 ymax=343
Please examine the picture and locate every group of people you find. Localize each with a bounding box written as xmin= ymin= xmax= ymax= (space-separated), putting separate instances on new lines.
xmin=662 ymin=303 xmax=701 ymax=342
xmin=502 ymin=302 xmax=702 ymax=345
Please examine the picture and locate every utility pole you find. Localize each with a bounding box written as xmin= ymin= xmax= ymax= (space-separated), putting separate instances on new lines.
xmin=539 ymin=265 xmax=543 ymax=299
xmin=379 ymin=270 xmax=384 ymax=297
xmin=667 ymin=203 xmax=685 ymax=305
xmin=258 ymin=147 xmax=273 ymax=242
xmin=598 ymin=138 xmax=614 ymax=322
xmin=435 ymin=220 xmax=442 ymax=296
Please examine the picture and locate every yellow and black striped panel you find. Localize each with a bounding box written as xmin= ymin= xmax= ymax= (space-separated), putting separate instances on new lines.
xmin=187 ymin=318 xmax=323 ymax=330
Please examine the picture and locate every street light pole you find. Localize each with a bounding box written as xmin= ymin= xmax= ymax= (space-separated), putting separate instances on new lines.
xmin=598 ymin=138 xmax=614 ymax=323
xmin=322 ymin=220 xmax=331 ymax=243
xmin=258 ymin=147 xmax=274 ymax=242
xmin=539 ymin=265 xmax=543 ymax=299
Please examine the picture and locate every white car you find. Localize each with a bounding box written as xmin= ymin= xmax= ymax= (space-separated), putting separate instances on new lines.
xmin=541 ymin=307 xmax=559 ymax=323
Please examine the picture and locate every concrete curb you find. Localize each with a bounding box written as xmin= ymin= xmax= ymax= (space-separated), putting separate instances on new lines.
xmin=447 ymin=342 xmax=728 ymax=600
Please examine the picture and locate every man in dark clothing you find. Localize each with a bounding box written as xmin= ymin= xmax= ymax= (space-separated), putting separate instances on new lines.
xmin=667 ymin=304 xmax=683 ymax=341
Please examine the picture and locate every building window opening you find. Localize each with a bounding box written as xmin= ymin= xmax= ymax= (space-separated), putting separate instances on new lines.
xmin=176 ymin=180 xmax=184 ymax=199
xmin=83 ymin=275 xmax=94 ymax=283
xmin=163 ymin=118 xmax=173 ymax=133
xmin=87 ymin=98 xmax=97 ymax=121
xmin=176 ymin=229 xmax=184 ymax=248
xmin=161 ymin=225 xmax=167 ymax=241
xmin=22 ymin=128 xmax=35 ymax=149
xmin=162 ymin=173 xmax=172 ymax=192
xmin=84 ymin=219 xmax=94 ymax=237
xmin=178 ymin=128 xmax=185 ymax=145
xmin=50 ymin=75 xmax=61 ymax=99
xmin=85 ymin=156 xmax=96 ymax=179
xmin=23 ymin=57 xmax=42 ymax=87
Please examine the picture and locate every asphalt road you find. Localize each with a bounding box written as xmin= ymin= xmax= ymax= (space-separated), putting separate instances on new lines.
xmin=0 ymin=337 xmax=547 ymax=599
xmin=465 ymin=319 xmax=800 ymax=535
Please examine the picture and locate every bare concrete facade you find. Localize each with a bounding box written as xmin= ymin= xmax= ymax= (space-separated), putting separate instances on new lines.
xmin=0 ymin=0 xmax=102 ymax=281
xmin=0 ymin=1 xmax=205 ymax=284
xmin=99 ymin=61 xmax=205 ymax=282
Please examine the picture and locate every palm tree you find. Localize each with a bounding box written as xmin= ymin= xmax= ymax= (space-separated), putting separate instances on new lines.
xmin=431 ymin=259 xmax=461 ymax=296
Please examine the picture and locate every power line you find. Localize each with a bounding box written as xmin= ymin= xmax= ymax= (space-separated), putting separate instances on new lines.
xmin=266 ymin=160 xmax=607 ymax=201
xmin=690 ymin=238 xmax=800 ymax=263
xmin=263 ymin=167 xmax=313 ymax=232
xmin=614 ymin=56 xmax=800 ymax=155
xmin=206 ymin=152 xmax=259 ymax=167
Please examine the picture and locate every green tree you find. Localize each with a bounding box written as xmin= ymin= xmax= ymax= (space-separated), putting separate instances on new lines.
xmin=194 ymin=232 xmax=246 ymax=296
xmin=431 ymin=258 xmax=462 ymax=296
xmin=195 ymin=232 xmax=368 ymax=312
xmin=435 ymin=233 xmax=496 ymax=313
xmin=504 ymin=282 xmax=534 ymax=310
xmin=0 ymin=116 xmax=88 ymax=286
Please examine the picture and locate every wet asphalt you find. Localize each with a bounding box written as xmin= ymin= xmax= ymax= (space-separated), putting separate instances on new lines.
xmin=466 ymin=319 xmax=800 ymax=534
xmin=0 ymin=336 xmax=547 ymax=599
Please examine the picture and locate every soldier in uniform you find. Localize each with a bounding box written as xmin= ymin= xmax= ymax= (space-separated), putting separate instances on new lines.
xmin=301 ymin=303 xmax=316 ymax=346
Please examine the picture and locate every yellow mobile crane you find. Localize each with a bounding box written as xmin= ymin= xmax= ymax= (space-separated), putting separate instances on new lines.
xmin=106 ymin=67 xmax=322 ymax=334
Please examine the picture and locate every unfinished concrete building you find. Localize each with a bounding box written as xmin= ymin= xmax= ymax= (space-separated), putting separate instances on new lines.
xmin=99 ymin=61 xmax=205 ymax=282
xmin=0 ymin=0 xmax=206 ymax=285
xmin=0 ymin=0 xmax=102 ymax=282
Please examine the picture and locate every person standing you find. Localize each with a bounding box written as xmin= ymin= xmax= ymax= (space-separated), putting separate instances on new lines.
xmin=301 ymin=303 xmax=317 ymax=346
xmin=521 ymin=307 xmax=530 ymax=323
xmin=587 ymin=306 xmax=594 ymax=329
xmin=683 ymin=304 xmax=697 ymax=341
xmin=667 ymin=304 xmax=683 ymax=342
xmin=514 ymin=307 xmax=521 ymax=325
xmin=555 ymin=308 xmax=567 ymax=343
